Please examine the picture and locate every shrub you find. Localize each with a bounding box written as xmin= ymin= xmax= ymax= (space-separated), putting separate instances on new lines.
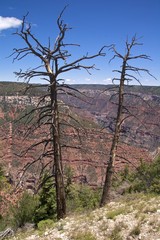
xmin=34 ymin=173 xmax=57 ymax=224
xmin=10 ymin=191 xmax=38 ymax=229
xmin=0 ymin=165 xmax=7 ymax=190
xmin=0 ymin=216 xmax=9 ymax=232
xmin=107 ymin=207 xmax=126 ymax=219
xmin=118 ymin=156 xmax=160 ymax=194
xmin=66 ymin=183 xmax=100 ymax=212
xmin=37 ymin=219 xmax=55 ymax=231
xmin=64 ymin=166 xmax=74 ymax=197
xmin=70 ymin=231 xmax=97 ymax=240
xmin=128 ymin=156 xmax=160 ymax=194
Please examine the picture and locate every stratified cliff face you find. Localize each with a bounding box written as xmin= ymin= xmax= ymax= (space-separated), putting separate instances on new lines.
xmin=60 ymin=85 xmax=160 ymax=152
xmin=0 ymin=83 xmax=159 ymax=188
xmin=0 ymin=119 xmax=152 ymax=188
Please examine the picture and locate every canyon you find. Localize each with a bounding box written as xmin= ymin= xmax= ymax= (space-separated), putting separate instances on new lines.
xmin=0 ymin=82 xmax=159 ymax=190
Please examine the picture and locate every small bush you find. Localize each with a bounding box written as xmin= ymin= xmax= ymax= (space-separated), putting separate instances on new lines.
xmin=10 ymin=191 xmax=38 ymax=229
xmin=118 ymin=156 xmax=160 ymax=194
xmin=37 ymin=219 xmax=55 ymax=231
xmin=0 ymin=216 xmax=9 ymax=232
xmin=0 ymin=165 xmax=9 ymax=190
xmin=70 ymin=231 xmax=97 ymax=240
xmin=34 ymin=173 xmax=57 ymax=224
xmin=129 ymin=157 xmax=160 ymax=194
xmin=66 ymin=183 xmax=100 ymax=212
xmin=107 ymin=207 xmax=126 ymax=219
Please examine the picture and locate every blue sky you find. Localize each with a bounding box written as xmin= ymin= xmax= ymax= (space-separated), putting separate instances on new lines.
xmin=0 ymin=0 xmax=160 ymax=86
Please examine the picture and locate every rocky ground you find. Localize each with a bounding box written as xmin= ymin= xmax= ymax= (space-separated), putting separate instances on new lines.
xmin=6 ymin=193 xmax=160 ymax=240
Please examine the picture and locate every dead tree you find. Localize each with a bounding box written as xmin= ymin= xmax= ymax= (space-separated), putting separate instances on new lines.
xmin=12 ymin=8 xmax=105 ymax=219
xmin=100 ymin=36 xmax=155 ymax=207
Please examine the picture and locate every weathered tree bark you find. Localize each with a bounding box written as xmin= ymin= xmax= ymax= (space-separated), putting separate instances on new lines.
xmin=100 ymin=60 xmax=126 ymax=206
xmin=50 ymin=78 xmax=66 ymax=218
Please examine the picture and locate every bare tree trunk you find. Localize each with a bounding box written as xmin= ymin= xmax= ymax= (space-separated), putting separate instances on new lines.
xmin=50 ymin=78 xmax=66 ymax=219
xmin=100 ymin=60 xmax=126 ymax=206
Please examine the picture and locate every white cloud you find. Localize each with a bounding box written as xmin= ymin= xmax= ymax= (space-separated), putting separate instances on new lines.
xmin=85 ymin=78 xmax=91 ymax=82
xmin=65 ymin=78 xmax=76 ymax=84
xmin=103 ymin=78 xmax=113 ymax=84
xmin=65 ymin=78 xmax=72 ymax=83
xmin=0 ymin=16 xmax=22 ymax=31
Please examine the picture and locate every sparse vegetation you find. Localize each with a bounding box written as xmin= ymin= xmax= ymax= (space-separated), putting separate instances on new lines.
xmin=0 ymin=192 xmax=159 ymax=239
xmin=129 ymin=224 xmax=141 ymax=237
xmin=10 ymin=191 xmax=38 ymax=229
xmin=119 ymin=156 xmax=160 ymax=194
xmin=107 ymin=207 xmax=127 ymax=220
xmin=70 ymin=231 xmax=97 ymax=240
xmin=109 ymin=225 xmax=123 ymax=240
